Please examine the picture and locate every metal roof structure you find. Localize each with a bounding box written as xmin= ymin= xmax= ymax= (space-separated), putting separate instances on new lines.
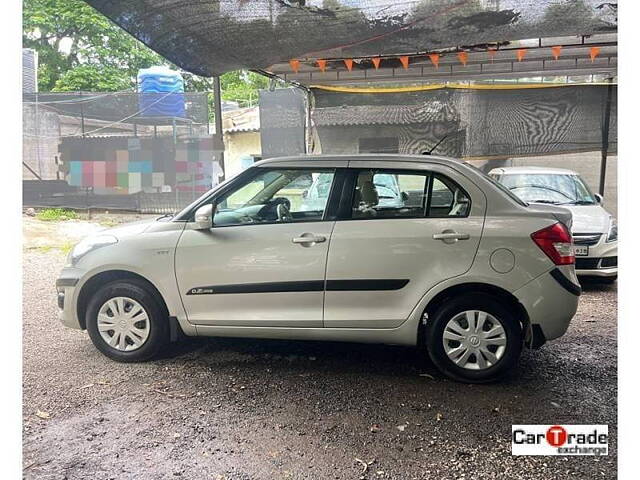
xmin=273 ymin=33 xmax=617 ymax=85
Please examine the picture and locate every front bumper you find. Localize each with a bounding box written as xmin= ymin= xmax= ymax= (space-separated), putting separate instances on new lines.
xmin=56 ymin=268 xmax=83 ymax=330
xmin=574 ymin=236 xmax=617 ymax=277
xmin=575 ymin=259 xmax=617 ymax=277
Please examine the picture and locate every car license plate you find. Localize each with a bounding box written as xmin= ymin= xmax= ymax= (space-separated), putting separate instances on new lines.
xmin=574 ymin=245 xmax=589 ymax=256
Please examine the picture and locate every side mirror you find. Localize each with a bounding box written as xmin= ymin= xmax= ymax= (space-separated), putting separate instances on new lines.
xmin=194 ymin=203 xmax=213 ymax=230
xmin=595 ymin=193 xmax=603 ymax=204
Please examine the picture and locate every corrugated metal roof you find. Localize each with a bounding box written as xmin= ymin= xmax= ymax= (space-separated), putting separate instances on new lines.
xmin=222 ymin=106 xmax=260 ymax=133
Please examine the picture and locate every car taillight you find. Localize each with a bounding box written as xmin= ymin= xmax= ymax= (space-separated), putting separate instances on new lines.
xmin=531 ymin=222 xmax=575 ymax=265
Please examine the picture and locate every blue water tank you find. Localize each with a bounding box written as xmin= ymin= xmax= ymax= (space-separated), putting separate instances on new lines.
xmin=137 ymin=66 xmax=186 ymax=118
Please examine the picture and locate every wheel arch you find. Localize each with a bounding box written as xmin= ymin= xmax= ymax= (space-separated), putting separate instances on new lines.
xmin=417 ymin=282 xmax=530 ymax=346
xmin=76 ymin=270 xmax=169 ymax=330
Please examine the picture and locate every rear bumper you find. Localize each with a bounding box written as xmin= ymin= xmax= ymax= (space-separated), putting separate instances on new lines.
xmin=514 ymin=268 xmax=580 ymax=343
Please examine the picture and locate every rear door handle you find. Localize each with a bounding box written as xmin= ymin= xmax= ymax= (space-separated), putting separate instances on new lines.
xmin=432 ymin=231 xmax=470 ymax=242
xmin=292 ymin=233 xmax=327 ymax=246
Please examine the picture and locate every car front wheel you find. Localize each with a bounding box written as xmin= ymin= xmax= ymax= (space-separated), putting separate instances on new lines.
xmin=424 ymin=294 xmax=523 ymax=383
xmin=86 ymin=280 xmax=169 ymax=362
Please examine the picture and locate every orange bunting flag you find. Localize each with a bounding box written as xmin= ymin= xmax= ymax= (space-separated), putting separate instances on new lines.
xmin=344 ymin=58 xmax=353 ymax=71
xmin=551 ymin=46 xmax=562 ymax=60
xmin=399 ymin=56 xmax=410 ymax=69
xmin=316 ymin=59 xmax=327 ymax=72
xmin=457 ymin=51 xmax=468 ymax=66
xmin=371 ymin=57 xmax=381 ymax=69
xmin=516 ymin=48 xmax=527 ymax=62
xmin=487 ymin=48 xmax=497 ymax=62
xmin=289 ymin=59 xmax=300 ymax=73
xmin=590 ymin=46 xmax=600 ymax=62
xmin=428 ymin=53 xmax=440 ymax=69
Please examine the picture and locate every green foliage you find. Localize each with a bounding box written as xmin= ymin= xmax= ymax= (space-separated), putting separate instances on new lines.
xmin=52 ymin=65 xmax=133 ymax=92
xmin=23 ymin=0 xmax=164 ymax=92
xmin=36 ymin=208 xmax=79 ymax=221
xmin=221 ymin=71 xmax=270 ymax=106
xmin=23 ymin=0 xmax=275 ymax=122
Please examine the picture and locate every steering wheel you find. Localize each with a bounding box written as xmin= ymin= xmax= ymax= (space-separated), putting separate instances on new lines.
xmin=276 ymin=200 xmax=293 ymax=223
xmin=257 ymin=197 xmax=292 ymax=222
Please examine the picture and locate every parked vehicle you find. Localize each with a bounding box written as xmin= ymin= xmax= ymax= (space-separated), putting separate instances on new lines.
xmin=57 ymin=155 xmax=580 ymax=383
xmin=489 ymin=166 xmax=617 ymax=283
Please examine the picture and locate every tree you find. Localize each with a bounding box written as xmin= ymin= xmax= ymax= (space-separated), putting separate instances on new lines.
xmin=23 ymin=0 xmax=164 ymax=92
xmin=22 ymin=0 xmax=272 ymax=106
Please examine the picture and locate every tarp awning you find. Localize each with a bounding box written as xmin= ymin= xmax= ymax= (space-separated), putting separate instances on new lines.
xmin=84 ymin=0 xmax=617 ymax=77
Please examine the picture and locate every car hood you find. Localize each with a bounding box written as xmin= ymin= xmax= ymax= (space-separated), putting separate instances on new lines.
xmin=101 ymin=217 xmax=159 ymax=239
xmin=562 ymin=204 xmax=612 ymax=234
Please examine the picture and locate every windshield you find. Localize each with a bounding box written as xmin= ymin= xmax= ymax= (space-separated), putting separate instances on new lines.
xmin=497 ymin=173 xmax=596 ymax=205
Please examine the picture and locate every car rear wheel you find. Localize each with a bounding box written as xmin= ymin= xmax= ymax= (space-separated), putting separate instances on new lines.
xmin=424 ymin=294 xmax=523 ymax=383
xmin=86 ymin=280 xmax=169 ymax=362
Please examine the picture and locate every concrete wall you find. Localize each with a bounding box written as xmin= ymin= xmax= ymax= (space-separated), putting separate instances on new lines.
xmin=223 ymin=131 xmax=261 ymax=179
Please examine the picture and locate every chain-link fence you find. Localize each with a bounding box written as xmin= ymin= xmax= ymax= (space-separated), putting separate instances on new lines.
xmin=23 ymin=92 xmax=220 ymax=214
xmin=23 ymin=85 xmax=617 ymax=215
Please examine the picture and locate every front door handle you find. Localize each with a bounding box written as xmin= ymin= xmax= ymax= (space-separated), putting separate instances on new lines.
xmin=432 ymin=230 xmax=470 ymax=243
xmin=292 ymin=233 xmax=327 ymax=247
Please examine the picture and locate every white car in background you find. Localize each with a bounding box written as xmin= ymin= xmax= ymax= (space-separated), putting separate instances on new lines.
xmin=489 ymin=166 xmax=617 ymax=283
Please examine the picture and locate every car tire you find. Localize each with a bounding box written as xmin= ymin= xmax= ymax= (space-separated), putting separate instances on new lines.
xmin=86 ymin=279 xmax=169 ymax=362
xmin=424 ymin=293 xmax=523 ymax=383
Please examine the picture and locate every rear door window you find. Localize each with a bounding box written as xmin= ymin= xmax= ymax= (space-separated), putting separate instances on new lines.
xmin=347 ymin=170 xmax=471 ymax=219
xmin=428 ymin=175 xmax=470 ymax=217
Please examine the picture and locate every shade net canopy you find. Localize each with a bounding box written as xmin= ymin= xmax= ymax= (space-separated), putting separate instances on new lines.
xmin=85 ymin=0 xmax=617 ymax=77
xmin=311 ymin=84 xmax=616 ymax=158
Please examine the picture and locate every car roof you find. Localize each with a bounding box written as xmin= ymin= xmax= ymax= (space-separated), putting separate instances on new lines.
xmin=254 ymin=153 xmax=464 ymax=168
xmin=488 ymin=166 xmax=578 ymax=176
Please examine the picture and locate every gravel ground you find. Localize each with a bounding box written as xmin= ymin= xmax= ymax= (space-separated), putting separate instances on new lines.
xmin=23 ymin=249 xmax=617 ymax=480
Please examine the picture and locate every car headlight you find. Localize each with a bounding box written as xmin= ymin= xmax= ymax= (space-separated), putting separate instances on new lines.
xmin=606 ymin=217 xmax=617 ymax=243
xmin=67 ymin=235 xmax=118 ymax=266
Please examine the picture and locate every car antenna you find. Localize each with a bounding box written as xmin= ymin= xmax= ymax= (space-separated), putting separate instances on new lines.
xmin=422 ymin=134 xmax=448 ymax=155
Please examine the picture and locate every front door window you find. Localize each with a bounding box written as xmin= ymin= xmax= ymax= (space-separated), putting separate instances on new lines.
xmin=214 ymin=169 xmax=336 ymax=226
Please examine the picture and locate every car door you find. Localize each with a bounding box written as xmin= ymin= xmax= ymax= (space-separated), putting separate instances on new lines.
xmin=324 ymin=161 xmax=486 ymax=328
xmin=175 ymin=161 xmax=346 ymax=327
